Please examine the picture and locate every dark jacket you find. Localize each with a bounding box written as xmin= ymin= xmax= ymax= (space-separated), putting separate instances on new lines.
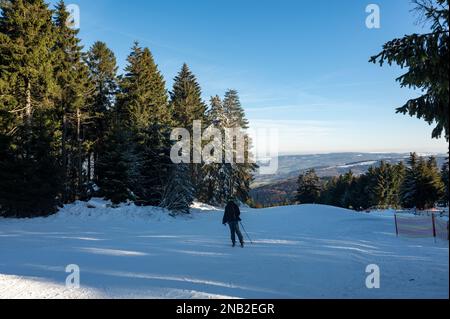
xmin=223 ymin=201 xmax=241 ymax=225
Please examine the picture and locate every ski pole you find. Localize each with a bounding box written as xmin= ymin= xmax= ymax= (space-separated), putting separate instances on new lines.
xmin=240 ymin=221 xmax=253 ymax=244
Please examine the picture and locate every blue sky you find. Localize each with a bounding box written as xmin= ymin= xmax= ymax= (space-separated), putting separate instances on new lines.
xmin=53 ymin=0 xmax=448 ymax=154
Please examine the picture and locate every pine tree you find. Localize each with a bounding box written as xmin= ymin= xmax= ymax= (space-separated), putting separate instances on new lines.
xmin=441 ymin=160 xmax=449 ymax=206
xmin=170 ymin=63 xmax=207 ymax=128
xmin=391 ymin=162 xmax=406 ymax=207
xmin=296 ymin=169 xmax=321 ymax=204
xmin=326 ymin=171 xmax=354 ymax=208
xmin=367 ymin=162 xmax=405 ymax=209
xmin=401 ymin=153 xmax=445 ymax=209
xmin=420 ymin=156 xmax=445 ymax=208
xmin=0 ymin=119 xmax=62 ymax=217
xmin=345 ymin=174 xmax=371 ymax=210
xmin=223 ymin=90 xmax=249 ymax=129
xmin=401 ymin=153 xmax=420 ymax=209
xmin=161 ymin=163 xmax=195 ymax=214
xmin=199 ymin=96 xmax=225 ymax=204
xmin=96 ymin=119 xmax=136 ymax=205
xmin=370 ymin=0 xmax=449 ymax=140
xmin=118 ymin=43 xmax=171 ymax=129
xmin=0 ymin=0 xmax=56 ymax=124
xmin=208 ymin=95 xmax=226 ymax=126
xmin=53 ymin=0 xmax=93 ymax=202
xmin=134 ymin=124 xmax=173 ymax=206
xmin=340 ymin=172 xmax=357 ymax=208
xmin=221 ymin=90 xmax=257 ymax=203
xmin=0 ymin=0 xmax=62 ymax=217
xmin=169 ymin=63 xmax=206 ymax=196
xmin=85 ymin=41 xmax=118 ymax=184
xmin=114 ymin=43 xmax=173 ymax=205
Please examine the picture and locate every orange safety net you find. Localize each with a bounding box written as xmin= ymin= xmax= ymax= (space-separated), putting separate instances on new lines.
xmin=395 ymin=215 xmax=434 ymax=238
xmin=435 ymin=218 xmax=449 ymax=241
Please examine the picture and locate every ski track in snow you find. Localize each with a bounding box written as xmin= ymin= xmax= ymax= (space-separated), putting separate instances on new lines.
xmin=0 ymin=199 xmax=448 ymax=299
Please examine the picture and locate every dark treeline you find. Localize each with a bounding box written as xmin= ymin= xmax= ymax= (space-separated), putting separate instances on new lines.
xmin=296 ymin=153 xmax=449 ymax=211
xmin=0 ymin=0 xmax=256 ymax=217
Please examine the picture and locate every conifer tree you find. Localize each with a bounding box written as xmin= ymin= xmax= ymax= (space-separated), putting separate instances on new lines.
xmin=422 ymin=156 xmax=445 ymax=207
xmin=371 ymin=0 xmax=449 ymax=140
xmin=53 ymin=0 xmax=93 ymax=201
xmin=170 ymin=63 xmax=207 ymax=128
xmin=221 ymin=90 xmax=257 ymax=203
xmin=169 ymin=64 xmax=206 ymax=196
xmin=0 ymin=120 xmax=62 ymax=217
xmin=0 ymin=0 xmax=62 ymax=216
xmin=401 ymin=153 xmax=420 ymax=208
xmin=85 ymin=41 xmax=118 ymax=183
xmin=118 ymin=43 xmax=171 ymax=129
xmin=199 ymin=96 xmax=226 ymax=204
xmin=161 ymin=163 xmax=195 ymax=214
xmin=441 ymin=160 xmax=449 ymax=206
xmin=113 ymin=43 xmax=173 ymax=205
xmin=345 ymin=174 xmax=371 ymax=210
xmin=367 ymin=161 xmax=405 ymax=209
xmin=223 ymin=90 xmax=249 ymax=129
xmin=329 ymin=171 xmax=354 ymax=208
xmin=401 ymin=153 xmax=445 ymax=209
xmin=392 ymin=162 xmax=407 ymax=207
xmin=96 ymin=120 xmax=136 ymax=205
xmin=134 ymin=124 xmax=173 ymax=206
xmin=296 ymin=169 xmax=321 ymax=204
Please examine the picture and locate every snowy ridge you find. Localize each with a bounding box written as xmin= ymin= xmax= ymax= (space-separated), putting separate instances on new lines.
xmin=53 ymin=198 xmax=177 ymax=223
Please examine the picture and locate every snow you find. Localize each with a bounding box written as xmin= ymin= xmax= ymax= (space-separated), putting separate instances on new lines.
xmin=0 ymin=199 xmax=448 ymax=299
xmin=337 ymin=161 xmax=378 ymax=168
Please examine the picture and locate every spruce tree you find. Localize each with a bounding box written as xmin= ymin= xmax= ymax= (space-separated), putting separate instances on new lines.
xmin=391 ymin=162 xmax=406 ymax=208
xmin=441 ymin=160 xmax=449 ymax=206
xmin=371 ymin=0 xmax=449 ymax=140
xmin=401 ymin=153 xmax=420 ymax=209
xmin=221 ymin=90 xmax=257 ymax=203
xmin=170 ymin=64 xmax=207 ymax=194
xmin=199 ymin=96 xmax=225 ymax=204
xmin=118 ymin=43 xmax=171 ymax=129
xmin=420 ymin=156 xmax=445 ymax=208
xmin=96 ymin=120 xmax=136 ymax=205
xmin=53 ymin=0 xmax=92 ymax=202
xmin=85 ymin=41 xmax=118 ymax=184
xmin=114 ymin=43 xmax=173 ymax=206
xmin=134 ymin=124 xmax=173 ymax=206
xmin=345 ymin=174 xmax=371 ymax=210
xmin=161 ymin=163 xmax=195 ymax=214
xmin=170 ymin=63 xmax=207 ymax=128
xmin=296 ymin=169 xmax=321 ymax=204
xmin=223 ymin=89 xmax=249 ymax=129
xmin=368 ymin=162 xmax=405 ymax=209
xmin=0 ymin=0 xmax=62 ymax=217
xmin=401 ymin=153 xmax=445 ymax=209
xmin=332 ymin=171 xmax=354 ymax=208
xmin=0 ymin=117 xmax=63 ymax=217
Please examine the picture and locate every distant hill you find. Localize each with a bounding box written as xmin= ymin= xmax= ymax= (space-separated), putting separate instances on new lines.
xmin=251 ymin=152 xmax=448 ymax=207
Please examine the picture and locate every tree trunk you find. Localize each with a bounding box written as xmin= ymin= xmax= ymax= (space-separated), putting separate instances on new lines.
xmin=25 ymin=78 xmax=32 ymax=126
xmin=24 ymin=78 xmax=32 ymax=159
xmin=77 ymin=107 xmax=82 ymax=198
xmin=61 ymin=105 xmax=68 ymax=203
xmin=87 ymin=152 xmax=91 ymax=183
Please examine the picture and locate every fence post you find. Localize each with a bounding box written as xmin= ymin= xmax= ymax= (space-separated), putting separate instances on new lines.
xmin=447 ymin=221 xmax=449 ymax=241
xmin=394 ymin=214 xmax=399 ymax=237
xmin=431 ymin=213 xmax=437 ymax=238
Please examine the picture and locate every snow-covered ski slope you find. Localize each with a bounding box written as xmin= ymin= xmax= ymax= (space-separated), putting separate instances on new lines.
xmin=0 ymin=199 xmax=448 ymax=299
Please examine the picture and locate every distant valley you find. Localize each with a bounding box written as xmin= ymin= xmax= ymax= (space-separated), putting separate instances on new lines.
xmin=251 ymin=152 xmax=448 ymax=207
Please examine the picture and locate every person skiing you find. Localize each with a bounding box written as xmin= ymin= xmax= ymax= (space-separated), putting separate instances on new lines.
xmin=223 ymin=199 xmax=245 ymax=248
